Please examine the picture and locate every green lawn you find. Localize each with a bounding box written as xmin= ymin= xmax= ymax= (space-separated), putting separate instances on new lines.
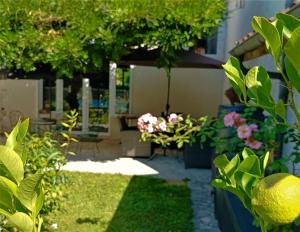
xmin=44 ymin=172 xmax=194 ymax=232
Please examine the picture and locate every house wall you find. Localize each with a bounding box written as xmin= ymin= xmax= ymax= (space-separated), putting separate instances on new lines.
xmin=0 ymin=79 xmax=39 ymax=131
xmin=130 ymin=66 xmax=224 ymax=118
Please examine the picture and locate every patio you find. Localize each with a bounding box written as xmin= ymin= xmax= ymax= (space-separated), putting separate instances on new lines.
xmin=63 ymin=138 xmax=220 ymax=232
xmin=1 ymin=1 xmax=300 ymax=232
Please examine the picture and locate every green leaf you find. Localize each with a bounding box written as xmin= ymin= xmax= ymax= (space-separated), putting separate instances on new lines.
xmin=285 ymin=27 xmax=300 ymax=78
xmin=252 ymin=16 xmax=282 ymax=63
xmin=177 ymin=141 xmax=184 ymax=149
xmin=212 ymin=179 xmax=249 ymax=208
xmin=275 ymin=19 xmax=283 ymax=45
xmin=213 ymin=154 xmax=229 ymax=169
xmin=60 ymin=142 xmax=68 ymax=147
xmin=275 ymin=99 xmax=286 ymax=121
xmin=6 ymin=119 xmax=29 ymax=162
xmin=61 ymin=122 xmax=70 ymax=128
xmin=224 ymin=155 xmax=240 ymax=180
xmin=33 ymin=187 xmax=44 ymax=217
xmin=238 ymin=156 xmax=261 ymax=177
xmin=0 ymin=145 xmax=24 ymax=184
xmin=222 ymin=56 xmax=246 ymax=101
xmin=6 ymin=119 xmax=29 ymax=150
xmin=276 ymin=13 xmax=300 ymax=39
xmin=70 ymin=138 xmax=79 ymax=142
xmin=245 ymin=66 xmax=275 ymax=114
xmin=7 ymin=212 xmax=34 ymax=232
xmin=0 ymin=208 xmax=11 ymax=217
xmin=242 ymin=148 xmax=256 ymax=160
xmin=235 ymin=171 xmax=258 ymax=198
xmin=0 ymin=176 xmax=18 ymax=196
xmin=61 ymin=132 xmax=69 ymax=139
xmin=260 ymin=151 xmax=270 ymax=174
xmin=5 ymin=121 xmax=21 ymax=150
xmin=0 ymin=188 xmax=13 ymax=209
xmin=17 ymin=173 xmax=43 ymax=211
xmin=16 ymin=119 xmax=29 ymax=143
xmin=67 ymin=151 xmax=76 ymax=156
xmin=285 ymin=56 xmax=300 ymax=93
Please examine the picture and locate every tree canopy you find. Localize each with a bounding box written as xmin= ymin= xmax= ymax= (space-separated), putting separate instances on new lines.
xmin=0 ymin=0 xmax=226 ymax=78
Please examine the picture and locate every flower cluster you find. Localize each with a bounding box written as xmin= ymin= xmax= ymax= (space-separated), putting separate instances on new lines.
xmin=137 ymin=113 xmax=178 ymax=133
xmin=223 ymin=112 xmax=262 ymax=150
xmin=137 ymin=113 xmax=209 ymax=149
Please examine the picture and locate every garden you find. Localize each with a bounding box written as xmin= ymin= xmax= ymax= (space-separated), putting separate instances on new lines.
xmin=0 ymin=0 xmax=300 ymax=232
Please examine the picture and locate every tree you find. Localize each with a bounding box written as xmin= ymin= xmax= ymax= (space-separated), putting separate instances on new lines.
xmin=0 ymin=0 xmax=226 ymax=78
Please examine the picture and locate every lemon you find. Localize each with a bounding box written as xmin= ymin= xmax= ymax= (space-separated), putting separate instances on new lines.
xmin=251 ymin=173 xmax=300 ymax=225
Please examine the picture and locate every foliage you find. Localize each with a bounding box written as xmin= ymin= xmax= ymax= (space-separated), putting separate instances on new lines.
xmin=45 ymin=171 xmax=193 ymax=232
xmin=60 ymin=109 xmax=79 ymax=155
xmin=270 ymin=127 xmax=300 ymax=174
xmin=0 ymin=119 xmax=44 ymax=232
xmin=223 ymin=13 xmax=300 ymax=130
xmin=223 ymin=13 xmax=300 ymax=171
xmin=138 ymin=113 xmax=213 ymax=149
xmin=0 ymin=0 xmax=226 ymax=77
xmin=219 ymin=12 xmax=300 ymax=231
xmin=23 ymin=133 xmax=66 ymax=216
xmin=23 ymin=110 xmax=78 ymax=215
xmin=213 ymin=148 xmax=269 ymax=231
xmin=211 ymin=107 xmax=286 ymax=157
xmin=213 ymin=149 xmax=300 ymax=232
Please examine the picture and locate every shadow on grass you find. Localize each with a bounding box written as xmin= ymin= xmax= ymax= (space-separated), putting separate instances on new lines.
xmin=105 ymin=175 xmax=194 ymax=232
xmin=76 ymin=217 xmax=101 ymax=225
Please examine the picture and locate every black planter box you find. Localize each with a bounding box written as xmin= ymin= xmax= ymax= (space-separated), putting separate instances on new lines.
xmin=183 ymin=140 xmax=212 ymax=169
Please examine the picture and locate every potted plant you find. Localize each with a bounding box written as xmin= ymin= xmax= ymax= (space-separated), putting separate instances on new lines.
xmin=137 ymin=113 xmax=213 ymax=166
xmin=210 ymin=106 xmax=289 ymax=231
xmin=214 ymin=13 xmax=300 ymax=232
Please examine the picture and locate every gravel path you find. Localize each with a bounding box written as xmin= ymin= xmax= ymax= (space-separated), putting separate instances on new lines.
xmin=63 ymin=148 xmax=220 ymax=232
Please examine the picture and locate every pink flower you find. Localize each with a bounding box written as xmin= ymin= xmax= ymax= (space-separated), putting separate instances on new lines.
xmin=249 ymin=124 xmax=258 ymax=132
xmin=149 ymin=116 xmax=158 ymax=125
xmin=158 ymin=120 xmax=167 ymax=132
xmin=237 ymin=125 xmax=252 ymax=139
xmin=223 ymin=112 xmax=241 ymax=127
xmin=137 ymin=113 xmax=159 ymax=133
xmin=245 ymin=139 xmax=263 ymax=150
xmin=168 ymin=113 xmax=178 ymax=123
xmin=147 ymin=124 xmax=155 ymax=133
xmin=235 ymin=118 xmax=246 ymax=127
xmin=138 ymin=113 xmax=152 ymax=123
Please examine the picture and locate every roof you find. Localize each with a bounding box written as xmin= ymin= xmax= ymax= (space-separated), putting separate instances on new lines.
xmin=230 ymin=1 xmax=300 ymax=60
xmin=117 ymin=48 xmax=223 ymax=69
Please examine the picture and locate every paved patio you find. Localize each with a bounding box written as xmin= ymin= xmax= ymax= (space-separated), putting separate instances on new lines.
xmin=63 ymin=139 xmax=220 ymax=232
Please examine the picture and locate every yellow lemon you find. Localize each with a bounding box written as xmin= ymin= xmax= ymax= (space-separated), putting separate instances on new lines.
xmin=251 ymin=173 xmax=300 ymax=225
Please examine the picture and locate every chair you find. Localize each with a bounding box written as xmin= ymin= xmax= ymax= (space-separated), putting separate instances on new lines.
xmin=119 ymin=116 xmax=150 ymax=157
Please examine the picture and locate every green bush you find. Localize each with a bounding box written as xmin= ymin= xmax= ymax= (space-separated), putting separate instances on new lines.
xmin=24 ymin=132 xmax=67 ymax=215
xmin=0 ymin=119 xmax=44 ymax=232
xmin=23 ymin=110 xmax=78 ymax=215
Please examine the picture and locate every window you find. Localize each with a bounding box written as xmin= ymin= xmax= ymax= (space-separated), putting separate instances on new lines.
xmin=115 ymin=68 xmax=130 ymax=114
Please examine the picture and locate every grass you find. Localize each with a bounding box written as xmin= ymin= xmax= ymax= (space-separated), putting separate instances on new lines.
xmin=44 ymin=172 xmax=194 ymax=232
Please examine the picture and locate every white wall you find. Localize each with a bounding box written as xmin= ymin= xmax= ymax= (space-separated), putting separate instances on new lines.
xmin=130 ymin=66 xmax=224 ymax=117
xmin=0 ymin=79 xmax=39 ymax=131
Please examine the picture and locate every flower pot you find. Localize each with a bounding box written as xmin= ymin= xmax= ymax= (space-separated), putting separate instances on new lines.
xmin=183 ymin=139 xmax=212 ymax=169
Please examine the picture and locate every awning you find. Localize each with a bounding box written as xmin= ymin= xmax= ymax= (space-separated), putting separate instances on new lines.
xmin=117 ymin=48 xmax=223 ymax=69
